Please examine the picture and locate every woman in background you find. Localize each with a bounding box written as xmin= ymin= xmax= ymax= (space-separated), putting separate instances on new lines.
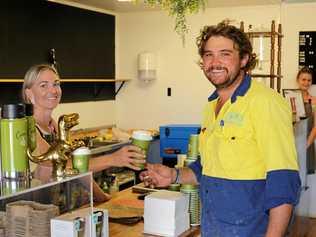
xmin=296 ymin=67 xmax=316 ymax=150
xmin=22 ymin=64 xmax=144 ymax=202
xmin=297 ymin=67 xmax=316 ymax=107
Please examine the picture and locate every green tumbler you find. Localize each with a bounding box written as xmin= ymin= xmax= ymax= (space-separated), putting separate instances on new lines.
xmin=1 ymin=104 xmax=29 ymax=180
xmin=131 ymin=130 xmax=152 ymax=170
xmin=187 ymin=134 xmax=199 ymax=158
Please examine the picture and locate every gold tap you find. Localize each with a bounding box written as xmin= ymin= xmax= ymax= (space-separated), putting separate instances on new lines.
xmin=27 ymin=113 xmax=85 ymax=178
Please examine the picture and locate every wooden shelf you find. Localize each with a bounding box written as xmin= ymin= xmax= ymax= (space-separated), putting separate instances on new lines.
xmin=246 ymin=31 xmax=283 ymax=38
xmin=0 ymin=78 xmax=131 ymax=83
xmin=0 ymin=78 xmax=130 ymax=97
xmin=250 ymin=74 xmax=283 ymax=79
xmin=61 ymin=79 xmax=131 ymax=82
xmin=241 ymin=20 xmax=283 ymax=92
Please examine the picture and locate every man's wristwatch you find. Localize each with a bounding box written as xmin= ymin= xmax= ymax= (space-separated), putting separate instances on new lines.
xmin=174 ymin=168 xmax=180 ymax=184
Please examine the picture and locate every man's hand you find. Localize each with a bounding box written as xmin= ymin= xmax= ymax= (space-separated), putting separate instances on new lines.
xmin=140 ymin=163 xmax=175 ymax=188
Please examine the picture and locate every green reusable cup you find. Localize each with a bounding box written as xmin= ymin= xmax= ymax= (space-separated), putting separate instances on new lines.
xmin=1 ymin=104 xmax=28 ymax=180
xmin=72 ymin=147 xmax=91 ymax=173
xmin=187 ymin=134 xmax=199 ymax=158
xmin=131 ymin=130 xmax=152 ymax=169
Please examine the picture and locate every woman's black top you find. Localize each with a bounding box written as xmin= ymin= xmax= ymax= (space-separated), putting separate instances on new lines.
xmin=35 ymin=125 xmax=57 ymax=145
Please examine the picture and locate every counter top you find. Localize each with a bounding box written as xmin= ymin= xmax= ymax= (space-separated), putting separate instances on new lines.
xmin=96 ymin=187 xmax=200 ymax=237
xmin=95 ymin=185 xmax=316 ymax=237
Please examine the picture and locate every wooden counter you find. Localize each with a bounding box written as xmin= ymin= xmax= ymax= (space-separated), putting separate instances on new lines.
xmin=95 ymin=188 xmax=200 ymax=237
xmin=96 ymin=186 xmax=316 ymax=237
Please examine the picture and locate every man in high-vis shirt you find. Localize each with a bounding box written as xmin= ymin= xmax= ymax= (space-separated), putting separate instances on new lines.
xmin=140 ymin=20 xmax=301 ymax=237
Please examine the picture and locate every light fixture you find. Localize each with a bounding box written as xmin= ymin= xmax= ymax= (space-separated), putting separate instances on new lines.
xmin=249 ymin=24 xmax=269 ymax=71
xmin=138 ymin=52 xmax=157 ymax=82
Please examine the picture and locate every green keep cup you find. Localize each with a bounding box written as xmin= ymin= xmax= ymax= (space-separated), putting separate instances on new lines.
xmin=1 ymin=104 xmax=29 ymax=180
xmin=187 ymin=134 xmax=199 ymax=158
xmin=131 ymin=130 xmax=152 ymax=169
xmin=72 ymin=147 xmax=91 ymax=173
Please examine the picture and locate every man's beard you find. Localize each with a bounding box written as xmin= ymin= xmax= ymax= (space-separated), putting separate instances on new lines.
xmin=205 ymin=66 xmax=242 ymax=89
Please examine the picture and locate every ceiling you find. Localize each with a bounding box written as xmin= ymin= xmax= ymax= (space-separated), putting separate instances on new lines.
xmin=50 ymin=0 xmax=313 ymax=13
xmin=48 ymin=0 xmax=316 ymax=13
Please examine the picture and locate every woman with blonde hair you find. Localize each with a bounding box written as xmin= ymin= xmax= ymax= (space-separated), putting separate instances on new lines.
xmin=23 ymin=64 xmax=144 ymax=202
xmin=296 ymin=66 xmax=316 ymax=107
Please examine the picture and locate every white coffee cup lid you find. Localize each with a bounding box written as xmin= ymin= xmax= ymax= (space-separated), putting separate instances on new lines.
xmin=73 ymin=147 xmax=91 ymax=155
xmin=132 ymin=130 xmax=152 ymax=141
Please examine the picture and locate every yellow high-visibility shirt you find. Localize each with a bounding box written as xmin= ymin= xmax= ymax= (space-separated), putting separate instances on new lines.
xmin=199 ymin=78 xmax=299 ymax=180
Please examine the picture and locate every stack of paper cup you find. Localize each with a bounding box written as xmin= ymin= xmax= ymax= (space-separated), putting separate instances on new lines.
xmin=180 ymin=184 xmax=200 ymax=226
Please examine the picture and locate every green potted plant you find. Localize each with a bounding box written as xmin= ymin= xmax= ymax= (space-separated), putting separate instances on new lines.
xmin=138 ymin=0 xmax=206 ymax=44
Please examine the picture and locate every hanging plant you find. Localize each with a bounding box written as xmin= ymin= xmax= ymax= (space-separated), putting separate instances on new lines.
xmin=136 ymin=0 xmax=206 ymax=44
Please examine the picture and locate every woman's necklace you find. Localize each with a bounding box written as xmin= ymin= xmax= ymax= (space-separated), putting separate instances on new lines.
xmin=37 ymin=120 xmax=55 ymax=134
xmin=47 ymin=120 xmax=56 ymax=134
xmin=37 ymin=120 xmax=57 ymax=144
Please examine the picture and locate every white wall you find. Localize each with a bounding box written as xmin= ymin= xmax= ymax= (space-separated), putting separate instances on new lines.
xmin=54 ymin=2 xmax=316 ymax=130
xmin=116 ymin=5 xmax=281 ymax=130
xmin=281 ymin=3 xmax=316 ymax=91
xmin=53 ymin=101 xmax=116 ymax=129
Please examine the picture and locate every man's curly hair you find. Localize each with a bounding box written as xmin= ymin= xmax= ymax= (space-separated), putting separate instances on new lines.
xmin=196 ymin=20 xmax=256 ymax=72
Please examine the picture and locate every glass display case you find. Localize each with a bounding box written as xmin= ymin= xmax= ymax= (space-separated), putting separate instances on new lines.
xmin=0 ymin=172 xmax=93 ymax=212
xmin=0 ymin=172 xmax=93 ymax=236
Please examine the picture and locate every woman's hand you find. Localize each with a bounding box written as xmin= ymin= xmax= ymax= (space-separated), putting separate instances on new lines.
xmin=140 ymin=163 xmax=175 ymax=188
xmin=93 ymin=180 xmax=111 ymax=203
xmin=110 ymin=145 xmax=145 ymax=170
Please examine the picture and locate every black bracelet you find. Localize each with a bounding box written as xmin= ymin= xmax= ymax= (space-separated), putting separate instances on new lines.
xmin=174 ymin=168 xmax=180 ymax=184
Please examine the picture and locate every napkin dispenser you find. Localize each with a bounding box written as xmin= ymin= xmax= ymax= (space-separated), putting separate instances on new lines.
xmin=51 ymin=207 xmax=108 ymax=237
xmin=144 ymin=190 xmax=190 ymax=237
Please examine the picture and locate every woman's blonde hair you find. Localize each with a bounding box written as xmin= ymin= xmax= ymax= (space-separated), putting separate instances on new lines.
xmin=22 ymin=64 xmax=59 ymax=103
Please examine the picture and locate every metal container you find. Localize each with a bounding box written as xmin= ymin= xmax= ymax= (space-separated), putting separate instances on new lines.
xmin=180 ymin=184 xmax=200 ymax=226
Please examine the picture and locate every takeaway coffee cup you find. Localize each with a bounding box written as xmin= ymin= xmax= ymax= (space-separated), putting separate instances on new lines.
xmin=131 ymin=130 xmax=152 ymax=169
xmin=72 ymin=147 xmax=91 ymax=173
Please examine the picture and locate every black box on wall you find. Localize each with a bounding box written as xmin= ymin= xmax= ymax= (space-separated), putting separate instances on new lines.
xmin=299 ymin=31 xmax=316 ymax=84
xmin=0 ymin=0 xmax=116 ymax=103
